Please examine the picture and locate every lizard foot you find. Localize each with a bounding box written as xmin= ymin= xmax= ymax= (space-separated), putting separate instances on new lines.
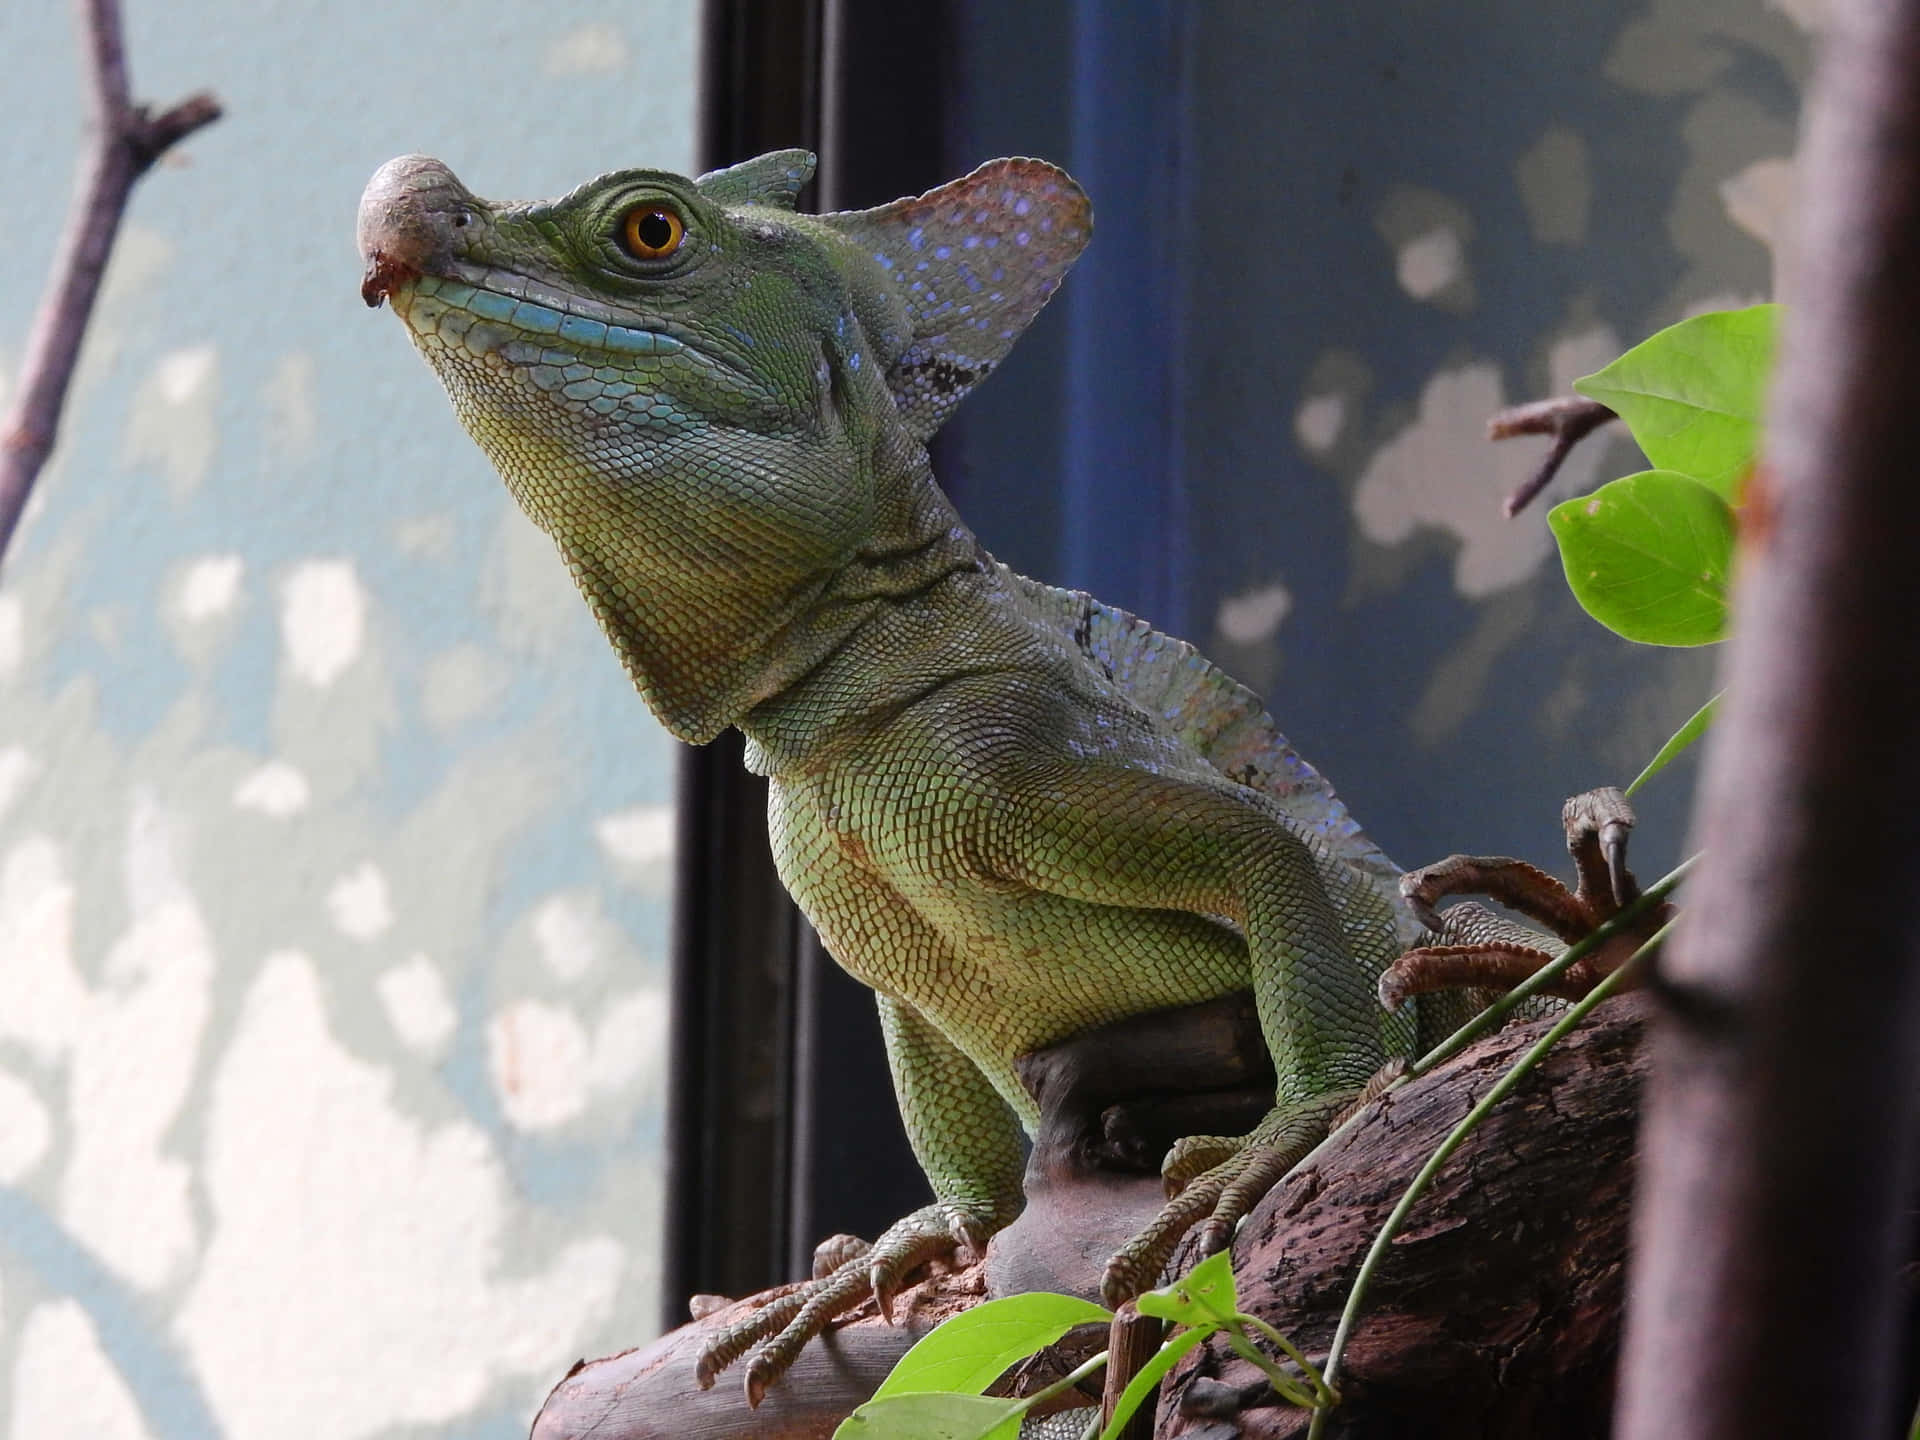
xmin=1380 ymin=786 xmax=1673 ymax=1011
xmin=694 ymin=1201 xmax=990 ymax=1406
xmin=1100 ymin=1094 xmax=1350 ymax=1306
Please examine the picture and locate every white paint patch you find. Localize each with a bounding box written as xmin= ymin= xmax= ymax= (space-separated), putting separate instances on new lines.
xmin=11 ymin=1300 xmax=155 ymax=1440
xmin=176 ymin=553 xmax=244 ymax=623
xmin=421 ymin=643 xmax=509 ymax=732
xmin=488 ymin=999 xmax=592 ymax=1132
xmin=376 ymin=954 xmax=457 ymax=1057
xmin=1682 ymin=289 xmax=1768 ymax=319
xmin=232 ymin=761 xmax=311 ymax=818
xmin=123 ymin=343 xmax=219 ymax=499
xmin=60 ymin=789 xmax=213 ymax=1293
xmin=1294 ymin=393 xmax=1346 ymax=455
xmin=0 ymin=745 xmax=39 ymax=825
xmin=0 ymin=592 xmax=22 ymax=678
xmin=545 ymin=21 xmax=629 ymax=74
xmin=177 ymin=954 xmax=625 ymax=1438
xmin=0 ymin=1065 xmax=51 ymax=1181
xmin=280 ymin=560 xmax=366 ymax=688
xmin=1719 ymin=155 xmax=1795 ymax=252
xmin=1216 ymin=583 xmax=1294 ymax=646
xmin=1396 ymin=227 xmax=1464 ymax=300
xmin=393 ymin=512 xmax=456 ymax=560
xmin=590 ymin=988 xmax=668 ymax=1100
xmin=0 ymin=836 xmax=88 ymax=1062
xmin=327 ymin=861 xmax=394 ymax=942
xmin=532 ymin=892 xmax=601 ymax=982
xmin=1354 ymin=329 xmax=1622 ymax=597
xmin=1768 ymin=0 xmax=1826 ymax=31
xmin=61 ymin=895 xmax=213 ymax=1291
xmin=1514 ymin=127 xmax=1591 ymax=246
xmin=264 ymin=351 xmax=319 ymax=461
xmin=596 ymin=805 xmax=674 ymax=872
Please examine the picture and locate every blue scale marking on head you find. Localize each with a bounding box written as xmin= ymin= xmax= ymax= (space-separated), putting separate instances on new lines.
xmin=934 ymin=245 xmax=951 ymax=259
xmin=559 ymin=314 xmax=608 ymax=346
xmin=467 ymin=289 xmax=516 ymax=321
xmin=510 ymin=301 xmax=564 ymax=336
xmin=874 ymin=253 xmax=892 ymax=270
xmin=906 ymin=226 xmax=925 ymax=250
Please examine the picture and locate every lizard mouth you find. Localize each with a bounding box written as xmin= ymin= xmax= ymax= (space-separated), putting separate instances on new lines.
xmin=360 ymin=251 xmax=418 ymax=309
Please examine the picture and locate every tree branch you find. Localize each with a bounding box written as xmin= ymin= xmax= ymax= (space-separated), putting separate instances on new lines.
xmin=0 ymin=0 xmax=221 ymax=569
xmin=1616 ymin=1 xmax=1920 ymax=1435
xmin=1484 ymin=395 xmax=1617 ymax=518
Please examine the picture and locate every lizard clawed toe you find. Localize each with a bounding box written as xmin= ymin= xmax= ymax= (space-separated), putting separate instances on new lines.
xmin=1382 ymin=787 xmax=1672 ymax=1006
xmin=696 ymin=1202 xmax=983 ymax=1403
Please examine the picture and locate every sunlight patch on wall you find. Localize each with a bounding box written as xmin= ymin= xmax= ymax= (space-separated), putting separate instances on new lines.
xmin=231 ymin=760 xmax=310 ymax=818
xmin=544 ymin=21 xmax=629 ymax=76
xmin=122 ymin=344 xmax=219 ymax=500
xmin=280 ymin=560 xmax=366 ymax=689
xmin=376 ymin=954 xmax=459 ymax=1058
xmin=1352 ymin=323 xmax=1621 ymax=598
xmin=10 ymin=1301 xmax=153 ymax=1440
xmin=177 ymin=954 xmax=626 ymax=1440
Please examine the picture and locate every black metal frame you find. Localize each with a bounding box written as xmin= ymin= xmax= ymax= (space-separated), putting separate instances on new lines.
xmin=661 ymin=0 xmax=956 ymax=1325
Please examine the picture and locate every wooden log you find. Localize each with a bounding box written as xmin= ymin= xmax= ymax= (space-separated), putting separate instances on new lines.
xmin=532 ymin=996 xmax=1654 ymax=1439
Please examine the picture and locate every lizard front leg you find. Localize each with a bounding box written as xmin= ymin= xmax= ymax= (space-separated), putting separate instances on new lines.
xmin=696 ymin=994 xmax=1026 ymax=1405
xmin=980 ymin=757 xmax=1386 ymax=1306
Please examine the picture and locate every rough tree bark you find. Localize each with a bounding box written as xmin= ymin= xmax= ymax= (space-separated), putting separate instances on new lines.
xmin=531 ymin=995 xmax=1661 ymax=1440
xmin=1616 ymin=3 xmax=1920 ymax=1437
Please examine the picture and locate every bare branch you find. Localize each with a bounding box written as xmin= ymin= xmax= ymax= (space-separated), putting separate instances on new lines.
xmin=1616 ymin=1 xmax=1920 ymax=1436
xmin=0 ymin=0 xmax=222 ymax=570
xmin=1484 ymin=395 xmax=1617 ymax=517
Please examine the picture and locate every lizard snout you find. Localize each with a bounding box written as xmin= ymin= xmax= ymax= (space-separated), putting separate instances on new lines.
xmin=356 ymin=154 xmax=475 ymax=307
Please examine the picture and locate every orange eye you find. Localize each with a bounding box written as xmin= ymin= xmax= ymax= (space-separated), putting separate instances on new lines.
xmin=620 ymin=205 xmax=685 ymax=260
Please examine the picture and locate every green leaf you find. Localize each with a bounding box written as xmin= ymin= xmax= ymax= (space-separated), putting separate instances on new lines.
xmin=834 ymin=1392 xmax=1026 ymax=1440
xmin=870 ymin=1293 xmax=1113 ymax=1401
xmin=1573 ymin=303 xmax=1779 ymax=497
xmin=1135 ymin=1250 xmax=1238 ymax=1327
xmin=1098 ymin=1326 xmax=1212 ymax=1440
xmin=1548 ymin=470 xmax=1735 ymax=647
xmin=1625 ymin=690 xmax=1721 ymax=798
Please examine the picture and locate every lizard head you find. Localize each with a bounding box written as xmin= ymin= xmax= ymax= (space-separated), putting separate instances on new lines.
xmin=356 ymin=149 xmax=1090 ymax=740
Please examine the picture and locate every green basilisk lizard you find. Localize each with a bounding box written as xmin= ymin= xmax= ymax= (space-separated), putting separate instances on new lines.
xmin=356 ymin=148 xmax=1644 ymax=1406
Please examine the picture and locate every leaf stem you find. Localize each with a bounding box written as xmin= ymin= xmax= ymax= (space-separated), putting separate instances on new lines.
xmin=1011 ymin=1349 xmax=1109 ymax=1423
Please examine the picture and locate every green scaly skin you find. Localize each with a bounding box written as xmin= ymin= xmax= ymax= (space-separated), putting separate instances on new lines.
xmin=357 ymin=148 xmax=1425 ymax=1404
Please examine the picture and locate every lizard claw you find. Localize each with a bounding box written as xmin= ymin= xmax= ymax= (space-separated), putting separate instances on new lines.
xmin=1381 ymin=787 xmax=1672 ymax=1006
xmin=1103 ymin=1096 xmax=1348 ymax=1305
xmin=695 ymin=1201 xmax=991 ymax=1402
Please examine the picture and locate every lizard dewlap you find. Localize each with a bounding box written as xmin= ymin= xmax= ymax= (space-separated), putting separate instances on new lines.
xmin=359 ymin=148 xmax=1431 ymax=1404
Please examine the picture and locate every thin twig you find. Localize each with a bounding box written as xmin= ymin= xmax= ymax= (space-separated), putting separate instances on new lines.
xmin=0 ymin=0 xmax=222 ymax=569
xmin=1486 ymin=395 xmax=1617 ymax=517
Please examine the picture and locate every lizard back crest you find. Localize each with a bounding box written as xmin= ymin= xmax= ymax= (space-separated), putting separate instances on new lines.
xmin=1004 ymin=568 xmax=1423 ymax=946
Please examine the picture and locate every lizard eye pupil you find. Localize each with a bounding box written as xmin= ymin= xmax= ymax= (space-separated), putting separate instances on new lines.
xmin=622 ymin=205 xmax=685 ymax=260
